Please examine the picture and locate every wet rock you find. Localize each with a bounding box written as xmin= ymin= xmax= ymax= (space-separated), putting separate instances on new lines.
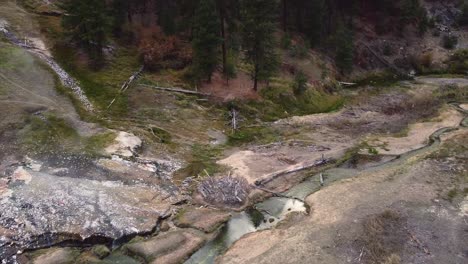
xmin=10 ymin=167 xmax=32 ymax=185
xmin=0 ymin=19 xmax=7 ymax=33
xmin=92 ymin=245 xmax=110 ymax=259
xmin=31 ymin=248 xmax=79 ymax=264
xmin=75 ymin=251 xmax=101 ymax=263
xmin=159 ymin=221 xmax=171 ymax=232
xmin=174 ymin=208 xmax=231 ymax=233
xmin=96 ymin=155 xmax=182 ymax=184
xmin=0 ymin=169 xmax=174 ymax=260
xmin=105 ymin=131 xmax=142 ymax=157
xmin=101 ymin=252 xmax=141 ymax=264
xmin=24 ymin=157 xmax=42 ymax=172
xmin=207 ymin=129 xmax=227 ymax=145
xmin=126 ymin=230 xmax=205 ymax=264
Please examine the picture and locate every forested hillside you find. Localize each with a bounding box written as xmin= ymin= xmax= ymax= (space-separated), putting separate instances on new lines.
xmin=42 ymin=0 xmax=468 ymax=87
xmin=1 ymin=0 xmax=468 ymax=263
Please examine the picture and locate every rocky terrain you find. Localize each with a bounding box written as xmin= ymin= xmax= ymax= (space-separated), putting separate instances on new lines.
xmin=0 ymin=0 xmax=467 ymax=264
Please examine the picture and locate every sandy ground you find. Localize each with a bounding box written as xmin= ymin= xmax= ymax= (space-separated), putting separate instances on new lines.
xmin=200 ymin=71 xmax=260 ymax=102
xmin=219 ymin=79 xmax=462 ymax=187
xmin=370 ymin=107 xmax=464 ymax=155
xmin=218 ymin=78 xmax=467 ymax=263
xmin=220 ymin=128 xmax=468 ymax=264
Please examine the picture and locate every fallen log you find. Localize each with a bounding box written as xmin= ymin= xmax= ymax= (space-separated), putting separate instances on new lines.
xmin=107 ymin=66 xmax=144 ymax=110
xmin=338 ymin=81 xmax=357 ymax=86
xmin=255 ymin=158 xmax=331 ymax=186
xmin=253 ymin=186 xmax=304 ymax=202
xmin=139 ymin=84 xmax=210 ymax=96
xmin=357 ymin=40 xmax=409 ymax=78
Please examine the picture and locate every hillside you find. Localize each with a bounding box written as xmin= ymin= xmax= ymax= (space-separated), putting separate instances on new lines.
xmin=0 ymin=0 xmax=467 ymax=263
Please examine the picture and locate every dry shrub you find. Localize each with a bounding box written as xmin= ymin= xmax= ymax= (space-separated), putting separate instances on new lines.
xmin=419 ymin=52 xmax=433 ymax=68
xmin=409 ymin=52 xmax=433 ymax=73
xmin=136 ymin=25 xmax=192 ymax=71
xmin=361 ymin=210 xmax=406 ymax=264
xmin=383 ymin=254 xmax=401 ymax=264
xmin=198 ymin=176 xmax=251 ymax=208
xmin=436 ymin=84 xmax=468 ymax=101
xmin=372 ymin=92 xmax=437 ymax=118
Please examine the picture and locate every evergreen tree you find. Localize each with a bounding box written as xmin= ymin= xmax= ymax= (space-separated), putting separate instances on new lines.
xmin=459 ymin=1 xmax=468 ymax=26
xmin=192 ymin=0 xmax=222 ymax=82
xmin=159 ymin=0 xmax=178 ymax=35
xmin=292 ymin=71 xmax=308 ymax=96
xmin=59 ymin=0 xmax=110 ymax=63
xmin=306 ymin=0 xmax=326 ymax=47
xmin=110 ymin=0 xmax=128 ymax=37
xmin=335 ymin=21 xmax=354 ymax=73
xmin=240 ymin=0 xmax=279 ymax=91
xmin=216 ymin=0 xmax=240 ymax=78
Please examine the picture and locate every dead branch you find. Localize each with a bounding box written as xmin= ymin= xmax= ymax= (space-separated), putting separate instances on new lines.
xmin=198 ymin=175 xmax=250 ymax=206
xmin=256 ymin=157 xmax=331 ymax=186
xmin=228 ymin=108 xmax=240 ymax=131
xmin=139 ymin=84 xmax=210 ymax=96
xmin=406 ymin=228 xmax=431 ymax=255
xmin=357 ymin=40 xmax=409 ymax=78
xmin=338 ymin=81 xmax=357 ymax=86
xmin=107 ymin=66 xmax=144 ymax=110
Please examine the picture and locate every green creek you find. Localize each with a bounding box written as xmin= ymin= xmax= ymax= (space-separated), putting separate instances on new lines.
xmin=186 ymin=103 xmax=468 ymax=264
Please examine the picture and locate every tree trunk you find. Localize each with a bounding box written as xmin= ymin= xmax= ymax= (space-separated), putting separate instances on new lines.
xmin=253 ymin=75 xmax=258 ymax=91
xmin=220 ymin=3 xmax=227 ymax=75
xmin=253 ymin=63 xmax=259 ymax=91
xmin=282 ymin=0 xmax=287 ymax=32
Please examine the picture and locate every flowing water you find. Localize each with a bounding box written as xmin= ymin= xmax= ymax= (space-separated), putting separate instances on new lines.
xmin=186 ymin=198 xmax=307 ymax=264
xmin=186 ymin=103 xmax=468 ymax=264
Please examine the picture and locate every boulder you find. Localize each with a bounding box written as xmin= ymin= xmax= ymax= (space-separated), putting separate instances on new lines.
xmin=105 ymin=131 xmax=142 ymax=157
xmin=126 ymin=230 xmax=205 ymax=264
xmin=92 ymin=245 xmax=110 ymax=259
xmin=174 ymin=208 xmax=231 ymax=233
xmin=0 ymin=169 xmax=174 ymax=260
xmin=31 ymin=248 xmax=78 ymax=264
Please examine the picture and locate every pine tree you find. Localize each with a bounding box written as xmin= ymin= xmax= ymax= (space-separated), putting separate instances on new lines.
xmin=306 ymin=0 xmax=326 ymax=47
xmin=335 ymin=21 xmax=354 ymax=73
xmin=59 ymin=0 xmax=110 ymax=64
xmin=459 ymin=1 xmax=468 ymax=26
xmin=240 ymin=0 xmax=279 ymax=91
xmin=192 ymin=0 xmax=222 ymax=82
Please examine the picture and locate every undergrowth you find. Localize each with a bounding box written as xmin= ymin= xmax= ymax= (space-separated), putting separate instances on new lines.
xmin=52 ymin=44 xmax=140 ymax=116
xmin=175 ymin=144 xmax=225 ymax=179
xmin=19 ymin=114 xmax=115 ymax=156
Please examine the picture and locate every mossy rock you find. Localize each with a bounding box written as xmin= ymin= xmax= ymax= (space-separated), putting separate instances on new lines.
xmin=125 ymin=230 xmax=205 ymax=263
xmin=30 ymin=247 xmax=80 ymax=264
xmin=174 ymin=207 xmax=231 ymax=233
xmin=92 ymin=245 xmax=111 ymax=259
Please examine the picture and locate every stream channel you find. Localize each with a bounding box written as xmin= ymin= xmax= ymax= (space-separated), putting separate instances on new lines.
xmin=2 ymin=26 xmax=467 ymax=263
xmin=186 ymin=103 xmax=468 ymax=264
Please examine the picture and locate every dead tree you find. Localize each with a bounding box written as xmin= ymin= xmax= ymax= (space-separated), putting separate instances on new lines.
xmin=227 ymin=107 xmax=244 ymax=132
xmin=107 ymin=66 xmax=144 ymax=110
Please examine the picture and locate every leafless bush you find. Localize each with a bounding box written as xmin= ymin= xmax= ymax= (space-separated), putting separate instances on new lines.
xmin=198 ymin=175 xmax=251 ymax=207
xmin=360 ymin=210 xmax=406 ymax=264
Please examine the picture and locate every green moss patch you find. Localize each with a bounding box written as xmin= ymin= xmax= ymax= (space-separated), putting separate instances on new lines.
xmin=19 ymin=113 xmax=116 ymax=156
xmin=176 ymin=144 xmax=225 ymax=179
xmin=52 ymin=44 xmax=140 ymax=116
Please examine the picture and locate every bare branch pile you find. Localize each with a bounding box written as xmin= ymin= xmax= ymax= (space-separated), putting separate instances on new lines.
xmin=198 ymin=175 xmax=250 ymax=207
